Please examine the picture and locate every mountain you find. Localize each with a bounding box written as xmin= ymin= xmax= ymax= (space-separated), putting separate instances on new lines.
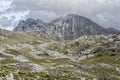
xmin=1 ymin=14 xmax=120 ymax=80
xmin=14 ymin=18 xmax=54 ymax=34
xmin=14 ymin=14 xmax=119 ymax=40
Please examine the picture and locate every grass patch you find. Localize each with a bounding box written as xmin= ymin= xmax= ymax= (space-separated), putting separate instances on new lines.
xmin=6 ymin=49 xmax=21 ymax=56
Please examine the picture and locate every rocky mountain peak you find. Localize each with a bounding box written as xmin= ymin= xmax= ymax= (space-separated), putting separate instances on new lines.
xmin=14 ymin=14 xmax=119 ymax=40
xmin=36 ymin=19 xmax=44 ymax=23
xmin=14 ymin=18 xmax=51 ymax=32
xmin=26 ymin=18 xmax=35 ymax=22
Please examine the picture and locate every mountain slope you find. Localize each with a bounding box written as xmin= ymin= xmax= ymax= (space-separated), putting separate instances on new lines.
xmin=13 ymin=18 xmax=54 ymax=34
xmin=14 ymin=14 xmax=119 ymax=40
xmin=0 ymin=28 xmax=60 ymax=47
xmin=0 ymin=28 xmax=120 ymax=79
xmin=52 ymin=14 xmax=119 ymax=40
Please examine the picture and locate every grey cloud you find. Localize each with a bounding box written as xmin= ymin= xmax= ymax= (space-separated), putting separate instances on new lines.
xmin=13 ymin=0 xmax=120 ymax=14
xmin=0 ymin=0 xmax=120 ymax=30
xmin=27 ymin=10 xmax=58 ymax=22
xmin=0 ymin=17 xmax=11 ymax=26
xmin=0 ymin=10 xmax=30 ymax=30
xmin=13 ymin=0 xmax=120 ymax=29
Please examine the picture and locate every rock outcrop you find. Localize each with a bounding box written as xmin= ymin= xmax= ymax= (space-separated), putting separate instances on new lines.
xmin=0 ymin=27 xmax=120 ymax=79
xmin=14 ymin=18 xmax=54 ymax=34
xmin=14 ymin=14 xmax=119 ymax=40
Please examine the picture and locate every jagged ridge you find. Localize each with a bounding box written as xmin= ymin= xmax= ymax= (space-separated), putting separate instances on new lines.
xmin=14 ymin=14 xmax=119 ymax=40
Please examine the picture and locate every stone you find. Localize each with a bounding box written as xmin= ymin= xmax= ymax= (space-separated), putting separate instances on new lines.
xmin=13 ymin=14 xmax=119 ymax=40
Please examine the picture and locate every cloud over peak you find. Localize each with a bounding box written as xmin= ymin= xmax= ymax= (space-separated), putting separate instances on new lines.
xmin=0 ymin=0 xmax=120 ymax=30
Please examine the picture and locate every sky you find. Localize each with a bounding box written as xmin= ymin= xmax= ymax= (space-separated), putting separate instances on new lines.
xmin=0 ymin=0 xmax=120 ymax=30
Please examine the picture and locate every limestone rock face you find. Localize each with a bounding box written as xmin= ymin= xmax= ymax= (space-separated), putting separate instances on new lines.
xmin=13 ymin=14 xmax=119 ymax=40
xmin=13 ymin=18 xmax=54 ymax=34
xmin=52 ymin=14 xmax=119 ymax=40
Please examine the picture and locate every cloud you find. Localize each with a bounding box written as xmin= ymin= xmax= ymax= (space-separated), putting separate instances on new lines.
xmin=13 ymin=0 xmax=120 ymax=29
xmin=27 ymin=10 xmax=58 ymax=22
xmin=13 ymin=0 xmax=120 ymax=14
xmin=0 ymin=10 xmax=29 ymax=30
xmin=0 ymin=0 xmax=120 ymax=30
xmin=0 ymin=0 xmax=30 ymax=30
xmin=0 ymin=0 xmax=13 ymax=12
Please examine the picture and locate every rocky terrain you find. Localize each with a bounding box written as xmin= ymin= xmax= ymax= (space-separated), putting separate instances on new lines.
xmin=14 ymin=14 xmax=119 ymax=40
xmin=0 ymin=27 xmax=120 ymax=80
xmin=0 ymin=14 xmax=120 ymax=80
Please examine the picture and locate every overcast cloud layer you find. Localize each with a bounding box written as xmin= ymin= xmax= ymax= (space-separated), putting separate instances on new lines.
xmin=0 ymin=0 xmax=120 ymax=30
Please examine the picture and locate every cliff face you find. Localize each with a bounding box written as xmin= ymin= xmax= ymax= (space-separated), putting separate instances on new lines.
xmin=14 ymin=14 xmax=119 ymax=40
xmin=52 ymin=14 xmax=119 ymax=40
xmin=14 ymin=18 xmax=51 ymax=32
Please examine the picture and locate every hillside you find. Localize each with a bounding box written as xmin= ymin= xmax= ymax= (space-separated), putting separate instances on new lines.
xmin=0 ymin=28 xmax=120 ymax=80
